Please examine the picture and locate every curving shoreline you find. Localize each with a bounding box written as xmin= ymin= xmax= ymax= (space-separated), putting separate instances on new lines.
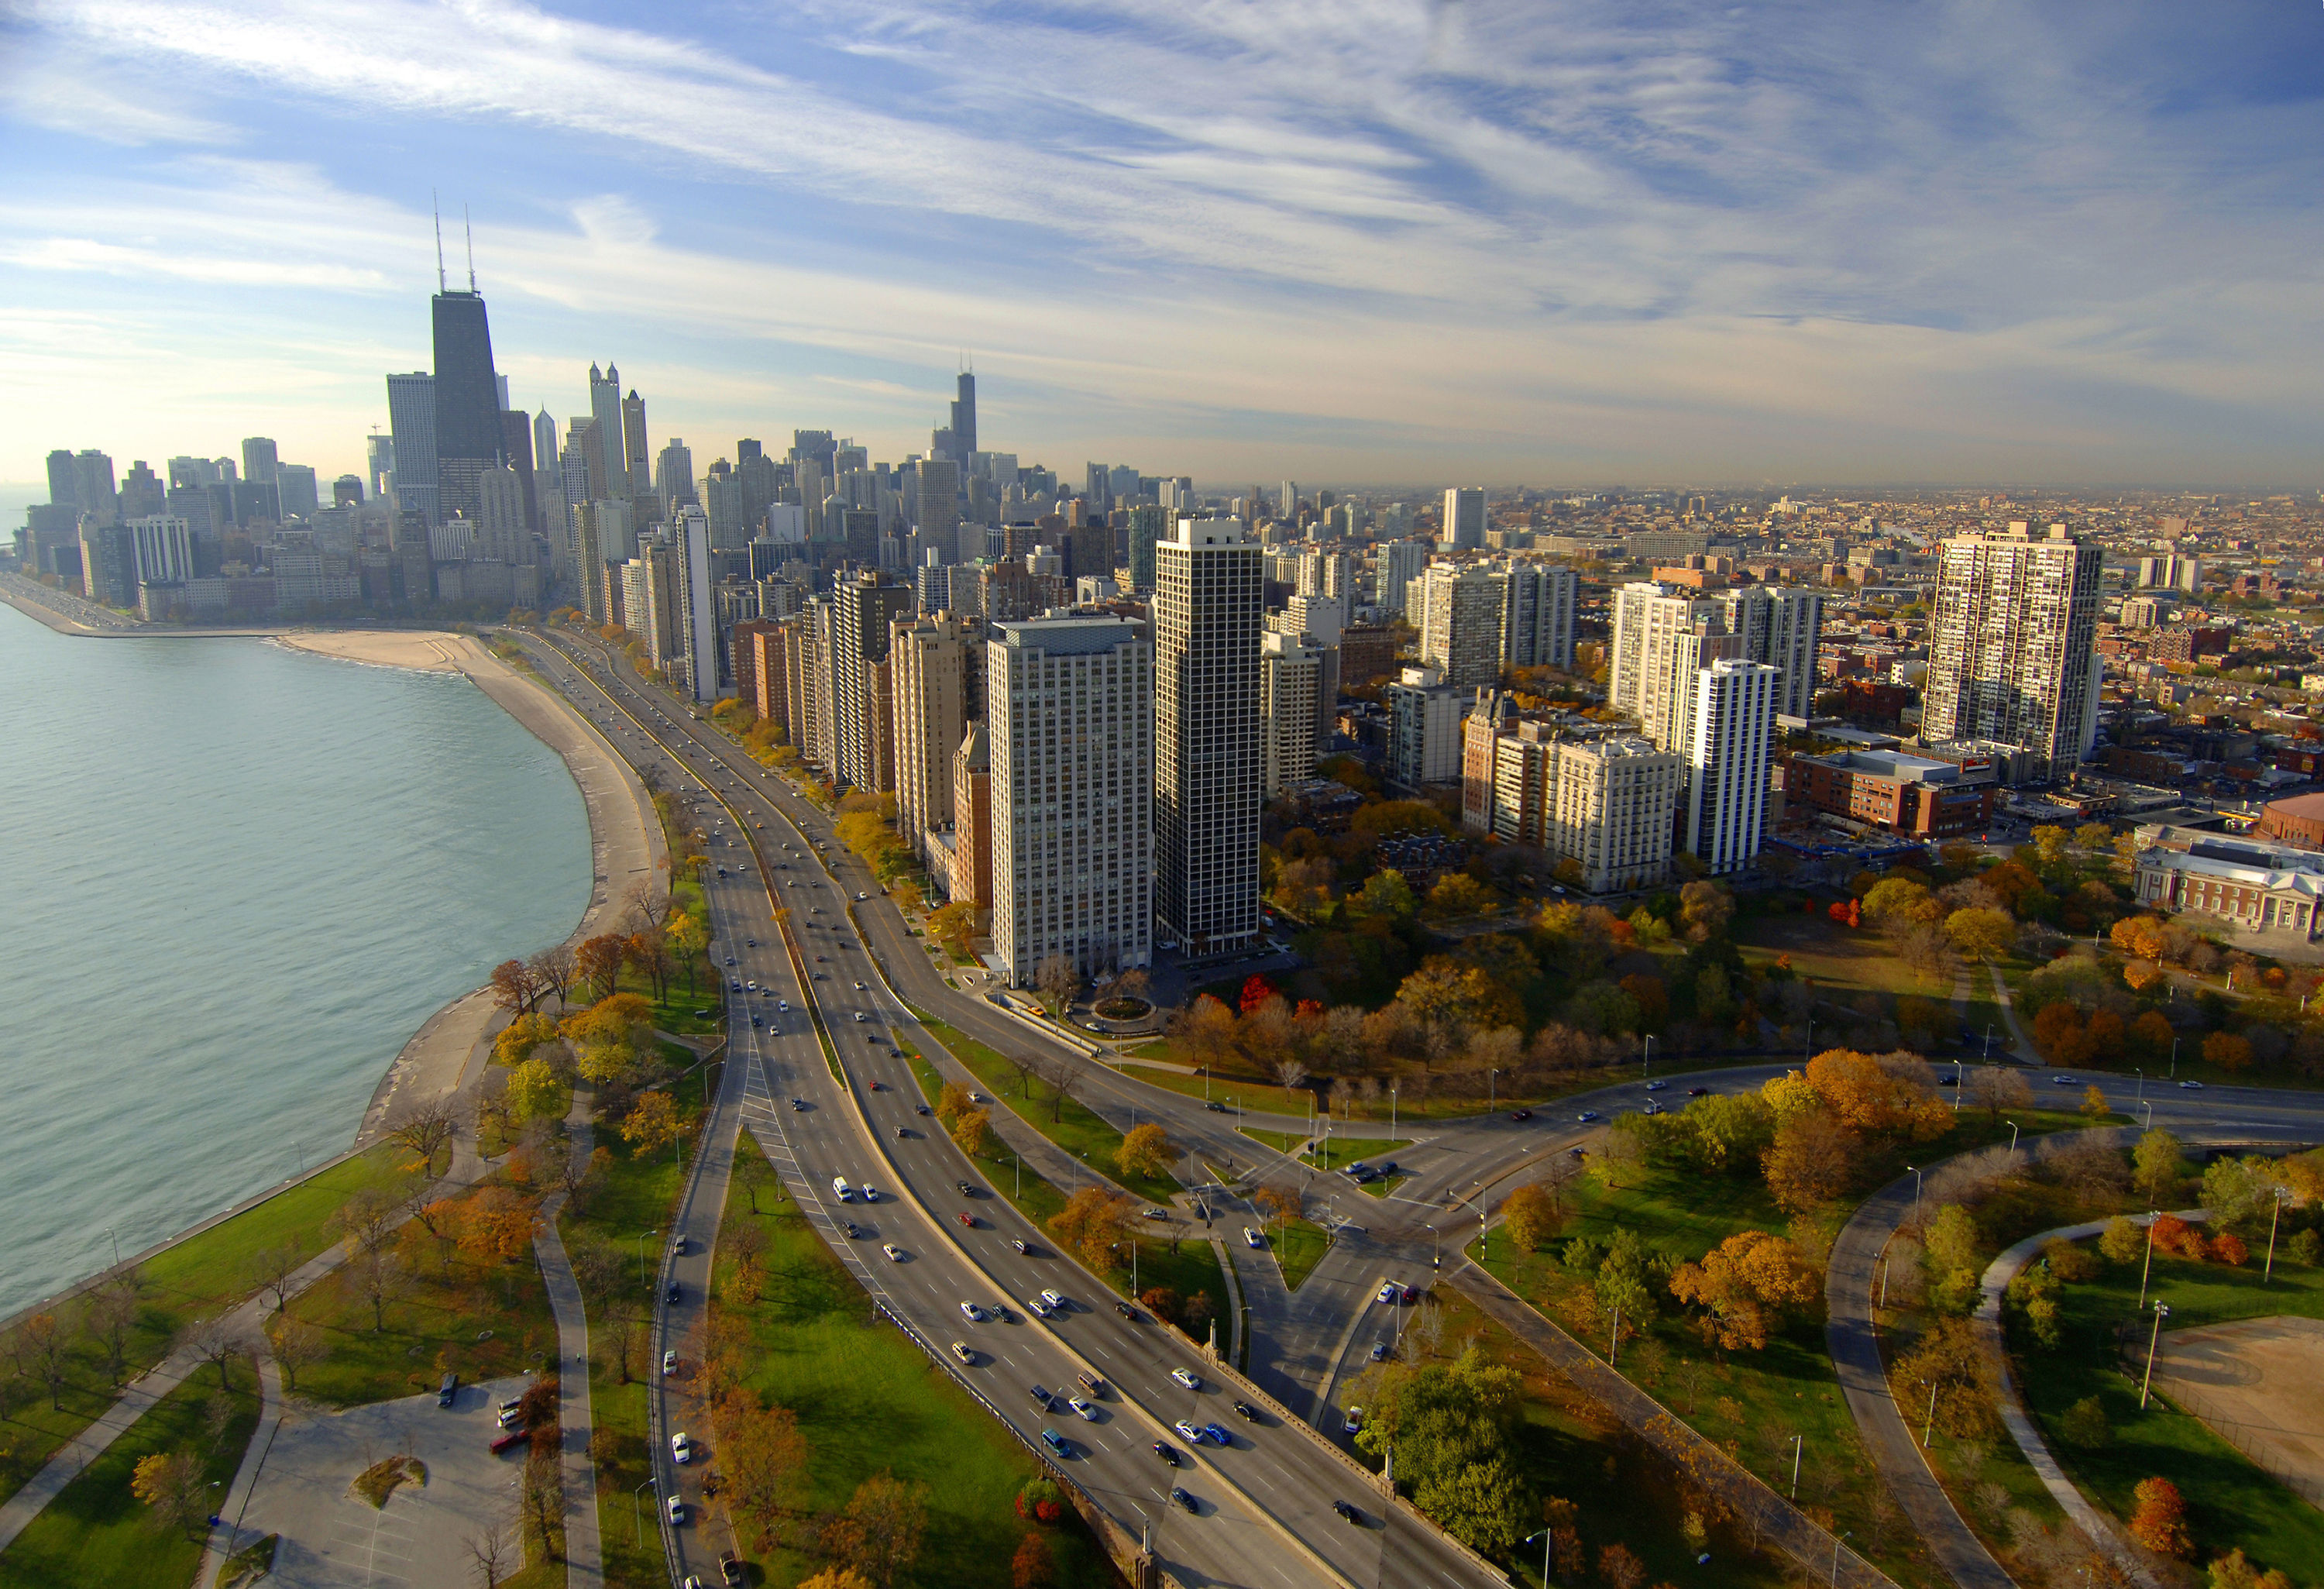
xmin=0 ymin=597 xmax=662 ymax=1331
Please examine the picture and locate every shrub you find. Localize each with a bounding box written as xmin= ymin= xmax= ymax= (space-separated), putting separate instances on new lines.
xmin=2058 ymin=1395 xmax=2109 ymax=1450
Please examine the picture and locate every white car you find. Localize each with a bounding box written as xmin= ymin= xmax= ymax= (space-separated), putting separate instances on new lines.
xmin=671 ymin=1431 xmax=693 ymax=1463
xmin=961 ymin=1301 xmax=987 ymax=1322
xmin=1068 ymin=1396 xmax=1098 ymax=1421
xmin=1175 ymin=1419 xmax=1202 ymax=1443
xmin=951 ymin=1341 xmax=976 ymax=1364
xmin=1342 ymin=1406 xmax=1363 ymax=1434
xmin=1243 ymin=1226 xmax=1264 ymax=1248
xmin=1040 ymin=1289 xmax=1067 ymax=1309
xmin=861 ymin=1185 xmax=880 ymax=1202
xmin=858 ymin=891 xmax=868 ymax=900
xmin=882 ymin=1243 xmax=905 ymax=1262
xmin=1171 ymin=1367 xmax=1202 ymax=1391
xmin=1028 ymin=1296 xmax=1054 ymax=1318
xmin=662 ymin=1349 xmax=678 ymax=1375
xmin=667 ymin=1494 xmax=687 ymax=1525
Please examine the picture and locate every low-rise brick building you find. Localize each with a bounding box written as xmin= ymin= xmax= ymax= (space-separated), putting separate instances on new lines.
xmin=1784 ymin=748 xmax=1996 ymax=837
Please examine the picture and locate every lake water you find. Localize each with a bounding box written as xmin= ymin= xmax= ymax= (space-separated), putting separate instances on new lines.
xmin=0 ymin=603 xmax=591 ymax=1316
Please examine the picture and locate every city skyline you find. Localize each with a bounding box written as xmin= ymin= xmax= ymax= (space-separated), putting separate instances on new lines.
xmin=5 ymin=2 xmax=2322 ymax=487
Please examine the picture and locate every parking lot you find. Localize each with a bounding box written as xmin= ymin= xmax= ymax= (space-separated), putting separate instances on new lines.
xmin=229 ymin=1374 xmax=536 ymax=1587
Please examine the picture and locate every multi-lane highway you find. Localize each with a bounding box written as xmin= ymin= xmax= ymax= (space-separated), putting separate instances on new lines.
xmin=515 ymin=632 xmax=1506 ymax=1589
xmin=508 ymin=624 xmax=2324 ymax=1589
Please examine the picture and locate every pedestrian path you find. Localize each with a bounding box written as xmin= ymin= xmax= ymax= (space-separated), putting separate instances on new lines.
xmin=535 ymin=1091 xmax=604 ymax=1588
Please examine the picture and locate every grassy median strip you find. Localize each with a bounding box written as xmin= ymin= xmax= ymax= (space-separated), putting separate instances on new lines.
xmin=909 ymin=1013 xmax=1180 ymax=1206
xmin=708 ymin=1137 xmax=1116 ymax=1587
xmin=0 ymin=1371 xmax=260 ymax=1589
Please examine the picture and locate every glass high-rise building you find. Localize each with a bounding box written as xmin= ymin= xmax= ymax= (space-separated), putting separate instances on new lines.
xmin=431 ymin=288 xmax=502 ymax=524
xmin=1153 ymin=516 xmax=1263 ymax=958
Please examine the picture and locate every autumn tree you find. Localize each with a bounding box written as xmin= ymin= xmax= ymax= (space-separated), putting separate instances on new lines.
xmin=1888 ymin=1316 xmax=1999 ymax=1440
xmin=621 ymin=1091 xmax=682 ymax=1155
xmin=131 ymin=1450 xmax=209 ymax=1536
xmin=823 ymin=1470 xmax=930 ymax=1589
xmin=2129 ymin=1476 xmax=2192 ymax=1557
xmin=1501 ymin=1183 xmax=1561 ymax=1253
xmin=87 ymin=1278 xmax=141 ymax=1385
xmin=528 ymin=943 xmax=576 ymax=1007
xmin=387 ymin=1095 xmax=459 ymax=1176
xmin=1034 ymin=955 xmax=1083 ymax=1018
xmin=1762 ymin=1112 xmax=1862 ymax=1212
xmin=576 ymin=933 xmax=627 ymax=999
xmin=1116 ymin=1122 xmax=1179 ymax=1181
xmin=459 ymin=1186 xmax=541 ymax=1268
xmin=927 ymin=902 xmax=978 ymax=959
xmin=2133 ymin=1130 xmax=2185 ymax=1206
xmin=1011 ymin=1531 xmax=1056 ymax=1588
xmin=951 ymin=1107 xmax=998 ymax=1159
xmin=347 ymin=1247 xmax=414 ymax=1333
xmin=1944 ymin=908 xmax=2015 ymax=963
xmin=798 ymin=1571 xmax=877 ymax=1589
xmin=1803 ymin=1050 xmax=1949 ymax=1141
xmin=1047 ymin=1186 xmax=1137 ymax=1272
xmin=1966 ymin=1065 xmax=2032 ymax=1123
xmin=2203 ymin=1031 xmax=2254 ymax=1072
xmin=2206 ymin=1550 xmax=2295 ymax=1589
xmin=1172 ymin=996 xmax=1240 ymax=1076
xmin=718 ymin=1394 xmax=810 ymax=1551
xmin=506 ymin=1058 xmax=563 ymax=1124
xmin=12 ymin=1312 xmax=70 ymax=1410
xmin=2080 ymin=1085 xmax=2112 ymax=1120
xmin=1597 ymin=1542 xmax=1648 ymax=1589
xmin=273 ymin=1316 xmax=327 ymax=1392
xmin=666 ymin=911 xmax=709 ymax=995
xmin=1667 ymin=1231 xmax=1819 ymax=1351
xmin=490 ymin=958 xmax=541 ymax=1014
xmin=1677 ymin=879 xmax=1734 ymax=943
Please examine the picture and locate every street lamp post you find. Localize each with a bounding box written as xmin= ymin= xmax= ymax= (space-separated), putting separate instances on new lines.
xmin=2133 ymin=1068 xmax=2144 ymax=1105
xmin=637 ymin=1229 xmax=659 ymax=1287
xmin=1952 ymin=1059 xmax=1963 ymax=1113
xmin=1391 ymin=1085 xmax=1397 ymax=1137
xmin=2169 ymin=1036 xmax=2178 ymax=1078
xmin=2005 ymin=1120 xmax=2020 ymax=1159
xmin=1528 ymin=1528 xmax=1554 ymax=1588
xmin=634 ymin=1475 xmax=655 ymax=1544
xmin=1790 ymin=1433 xmax=1804 ymax=1500
xmin=1642 ymin=1036 xmax=1655 ymax=1078
xmin=1428 ymin=1223 xmax=1439 ymax=1271
xmin=1831 ymin=1531 xmax=1851 ymax=1588
xmin=1906 ymin=1165 xmax=1923 ymax=1222
xmin=2141 ymin=1099 xmax=2154 ymax=1131
xmin=2139 ymin=1211 xmax=2160 ymax=1310
xmin=1920 ymin=1379 xmax=1939 ymax=1447
xmin=1983 ymin=1023 xmax=1994 ymax=1061
xmin=1489 ymin=1068 xmax=1499 ymax=1113
xmin=2140 ymin=1301 xmax=2172 ymax=1409
xmin=2265 ymin=1186 xmax=2287 ymax=1284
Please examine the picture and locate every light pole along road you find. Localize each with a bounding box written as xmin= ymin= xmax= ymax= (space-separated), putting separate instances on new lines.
xmin=522 ymin=628 xmax=2324 ymax=1589
xmin=520 ymin=634 xmax=1506 ymax=1589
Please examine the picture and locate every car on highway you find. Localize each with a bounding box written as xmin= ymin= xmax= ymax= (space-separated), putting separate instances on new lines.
xmin=1576 ymin=1109 xmax=1600 ymax=1122
xmin=1644 ymin=1080 xmax=1666 ymax=1092
xmin=719 ymin=1556 xmax=747 ymax=1587
xmin=951 ymin=1342 xmax=976 ymax=1364
xmin=666 ymin=1494 xmax=687 ymax=1525
xmin=1068 ymin=1395 xmax=1098 ymax=1420
xmin=882 ymin=1243 xmax=904 ymax=1261
xmin=1509 ymin=1108 xmax=1532 ymax=1120
xmin=1197 ymin=1422 xmax=1227 ymax=1447
xmin=1206 ymin=1099 xmax=1226 ymax=1112
xmin=1041 ymin=1289 xmax=1067 ymax=1310
xmin=1153 ymin=1440 xmax=1182 ymax=1466
xmin=957 ymin=1180 xmax=976 ymax=1195
xmin=1377 ymin=1281 xmax=1401 ymax=1303
xmin=1142 ymin=1206 xmax=1168 ymax=1220
xmin=1170 ymin=1486 xmax=1198 ymax=1512
xmin=1642 ymin=1101 xmax=1662 ymax=1116
xmin=1333 ymin=1499 xmax=1363 ymax=1524
xmin=744 ymin=937 xmax=756 ymax=948
xmin=671 ymin=1431 xmax=693 ymax=1463
xmin=854 ymin=980 xmax=865 ymax=989
xmin=790 ymin=1097 xmax=808 ymax=1111
xmin=832 ymin=1178 xmax=854 ymax=1202
xmin=438 ymin=1371 xmax=459 ymax=1407
xmin=895 ymin=1126 xmax=910 ymax=1139
xmin=1175 ymin=1419 xmax=1202 ymax=1443
xmin=1028 ymin=1295 xmax=1054 ymax=1318
xmin=778 ymin=999 xmax=789 ymax=1011
xmin=1039 ymin=1428 xmax=1073 ymax=1459
xmin=1232 ymin=1399 xmax=1259 ymax=1422
xmin=957 ymin=1211 xmax=977 ymax=1227
xmin=2180 ymin=1079 xmax=2205 ymax=1089
xmin=1342 ymin=1406 xmax=1363 ymax=1433
xmin=1243 ymin=1226 xmax=1264 ymax=1247
xmin=917 ymin=1103 xmax=933 ymax=1116
xmin=1171 ymin=1367 xmax=1202 ymax=1391
xmin=662 ymin=1349 xmax=678 ymax=1375
xmin=751 ymin=1015 xmax=764 ymax=1028
xmin=1030 ymin=1384 xmax=1054 ymax=1408
xmin=960 ymin=1301 xmax=987 ymax=1322
xmin=1116 ymin=1301 xmax=1141 ymax=1321
xmin=1686 ymin=1086 xmax=1710 ymax=1096
xmin=841 ymin=1221 xmax=862 ymax=1240
xmin=861 ymin=1185 xmax=880 ymax=1202
xmin=1012 ymin=1239 xmax=1031 ymax=1255
xmin=724 ymin=955 xmax=736 ymax=967
xmin=858 ymin=891 xmax=868 ymax=900
xmin=1370 ymin=1340 xmax=1389 ymax=1361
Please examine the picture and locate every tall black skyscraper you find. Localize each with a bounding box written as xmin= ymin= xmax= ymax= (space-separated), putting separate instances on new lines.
xmin=431 ymin=286 xmax=502 ymax=523
xmin=949 ymin=371 xmax=976 ymax=466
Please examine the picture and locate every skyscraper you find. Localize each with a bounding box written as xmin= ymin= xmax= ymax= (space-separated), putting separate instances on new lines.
xmin=892 ymin=612 xmax=977 ymax=864
xmin=1154 ymin=517 xmax=1263 ymax=957
xmin=834 ymin=571 xmax=916 ymax=789
xmin=1260 ymin=630 xmax=1322 ymax=799
xmin=988 ymin=613 xmax=1153 ymax=986
xmin=1923 ymin=524 xmax=2106 ymax=776
xmin=1417 ymin=564 xmax=1505 ymax=688
xmin=1126 ymin=504 xmax=1165 ymax=590
xmin=675 ymin=505 xmax=718 ymax=703
xmin=1442 ymin=487 xmax=1486 ymax=551
xmin=239 ymin=438 xmax=280 ymax=488
xmin=590 ymin=364 xmax=624 ymax=501
xmin=386 ymin=372 xmax=438 ymax=524
xmin=1501 ymin=562 xmax=1577 ymax=669
xmin=70 ymin=449 xmax=118 ymax=525
xmin=431 ymin=286 xmax=502 ymax=524
xmin=950 ymin=372 xmax=977 ymax=466
xmin=1683 ymin=659 xmax=1779 ymax=874
xmin=916 ymin=459 xmax=961 ymax=566
xmin=1377 ymin=538 xmax=1428 ymax=618
xmin=622 ymin=390 xmax=651 ymax=500
xmin=1711 ymin=585 xmax=1823 ymax=720
xmin=656 ymin=439 xmax=696 ymax=514
xmin=366 ymin=434 xmax=396 ymax=502
xmin=45 ymin=449 xmax=77 ymax=512
xmin=532 ymin=408 xmax=559 ymax=510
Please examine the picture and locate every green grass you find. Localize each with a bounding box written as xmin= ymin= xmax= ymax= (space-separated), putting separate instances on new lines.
xmin=1736 ymin=911 xmax=1954 ymax=999
xmin=2011 ymin=1240 xmax=2324 ymax=1580
xmin=0 ymin=1144 xmax=418 ymax=1500
xmin=913 ymin=1015 xmax=1180 ymax=1206
xmin=560 ymin=1119 xmax=696 ymax=1589
xmin=709 ymin=1140 xmax=1117 ymax=1587
xmin=1358 ymin=1173 xmax=1412 ymax=1199
xmin=276 ymin=1192 xmax=559 ymax=1408
xmin=0 ymin=1368 xmax=260 ymax=1589
xmin=1233 ymin=1128 xmax=1409 ymax=1178
xmin=1273 ymin=1219 xmax=1330 ymax=1292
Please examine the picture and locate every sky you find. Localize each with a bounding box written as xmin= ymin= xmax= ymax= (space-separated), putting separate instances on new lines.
xmin=2 ymin=1 xmax=2322 ymax=490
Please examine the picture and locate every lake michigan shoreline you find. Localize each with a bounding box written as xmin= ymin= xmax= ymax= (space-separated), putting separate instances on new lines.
xmin=0 ymin=590 xmax=663 ymax=1330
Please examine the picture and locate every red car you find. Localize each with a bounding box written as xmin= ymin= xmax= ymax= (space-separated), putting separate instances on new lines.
xmin=957 ymin=1211 xmax=976 ymax=1227
xmin=490 ymin=1428 xmax=530 ymax=1456
xmin=868 ymin=1079 xmax=883 ymax=1091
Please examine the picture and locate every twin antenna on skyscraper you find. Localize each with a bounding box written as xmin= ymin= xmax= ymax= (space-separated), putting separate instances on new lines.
xmin=431 ymin=191 xmax=477 ymax=293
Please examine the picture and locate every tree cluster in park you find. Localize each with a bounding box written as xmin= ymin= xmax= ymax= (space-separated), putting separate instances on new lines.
xmin=1349 ymin=1347 xmax=1531 ymax=1553
xmin=834 ymin=791 xmax=920 ymax=889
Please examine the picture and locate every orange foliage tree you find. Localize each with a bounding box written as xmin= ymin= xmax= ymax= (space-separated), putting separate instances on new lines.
xmin=2128 ymin=1476 xmax=2191 ymax=1557
xmin=1667 ymin=1231 xmax=1820 ymax=1351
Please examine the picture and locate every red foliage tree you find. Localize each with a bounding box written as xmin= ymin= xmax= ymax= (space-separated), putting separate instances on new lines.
xmin=2209 ymin=1231 xmax=2250 ymax=1267
xmin=2128 ymin=1476 xmax=2191 ymax=1557
xmin=1239 ymin=975 xmax=1278 ymax=1014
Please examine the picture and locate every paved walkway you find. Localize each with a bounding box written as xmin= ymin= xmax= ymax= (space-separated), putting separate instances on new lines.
xmin=1827 ymin=1149 xmax=2020 ymax=1589
xmin=194 ymin=1355 xmax=286 ymax=1589
xmin=1454 ymin=1264 xmax=1896 ymax=1589
xmin=536 ymin=1091 xmax=604 ymax=1587
xmin=1985 ymin=964 xmax=2032 ymax=1057
xmin=1973 ymin=1213 xmax=2210 ymax=1589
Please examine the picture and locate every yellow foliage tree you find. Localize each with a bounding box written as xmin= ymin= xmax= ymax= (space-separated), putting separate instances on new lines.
xmin=621 ymin=1091 xmax=682 ymax=1155
xmin=1668 ymin=1231 xmax=1820 ymax=1351
xmin=1116 ymin=1123 xmax=1180 ymax=1181
xmin=1759 ymin=1070 xmax=1822 ymax=1124
xmin=1501 ymin=1183 xmax=1559 ymax=1252
xmin=1803 ymin=1050 xmax=1950 ymax=1141
xmin=951 ymin=1107 xmax=997 ymax=1158
xmin=493 ymin=1011 xmax=560 ymax=1065
xmin=505 ymin=1058 xmax=562 ymax=1123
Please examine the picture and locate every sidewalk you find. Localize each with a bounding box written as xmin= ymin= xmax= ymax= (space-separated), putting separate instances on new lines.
xmin=534 ymin=1088 xmax=604 ymax=1588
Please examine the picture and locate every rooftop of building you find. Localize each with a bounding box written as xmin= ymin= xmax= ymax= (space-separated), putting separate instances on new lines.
xmin=2261 ymin=791 xmax=2324 ymax=820
xmin=1796 ymin=747 xmax=1988 ymax=785
xmin=2140 ymin=834 xmax=2324 ymax=891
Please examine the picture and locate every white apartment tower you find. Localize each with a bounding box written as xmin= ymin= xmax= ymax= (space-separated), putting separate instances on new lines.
xmin=1683 ymin=659 xmax=1778 ymax=874
xmin=1501 ymin=562 xmax=1577 ymax=670
xmin=1377 ymin=538 xmax=1428 ymax=617
xmin=1154 ymin=517 xmax=1263 ymax=957
xmin=1442 ymin=487 xmax=1486 ymax=550
xmin=1548 ymin=735 xmax=1683 ymax=894
xmin=1261 ymin=630 xmax=1322 ymax=800
xmin=1714 ymin=586 xmax=1823 ymax=719
xmin=988 ymin=614 xmax=1153 ymax=987
xmin=1923 ymin=524 xmax=2106 ymax=776
xmin=1417 ymin=564 xmax=1506 ymax=689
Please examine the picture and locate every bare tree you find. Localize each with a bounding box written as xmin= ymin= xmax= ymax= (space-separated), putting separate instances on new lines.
xmin=177 ymin=1315 xmax=242 ymax=1393
xmin=387 ymin=1096 xmax=459 ymax=1177
xmin=273 ymin=1316 xmax=327 ymax=1393
xmin=347 ymin=1247 xmax=414 ymax=1334
xmin=7 ymin=1312 xmax=73 ymax=1410
xmin=520 ymin=1446 xmax=564 ymax=1557
xmin=1274 ymin=1058 xmax=1311 ymax=1092
xmin=333 ymin=1185 xmax=404 ymax=1257
xmin=249 ymin=1245 xmax=303 ymax=1316
xmin=624 ymin=882 xmax=672 ymax=931
xmin=528 ymin=944 xmax=576 ymax=1009
xmin=1005 ymin=1051 xmax=1041 ymax=1099
xmin=86 ymin=1278 xmax=142 ymax=1386
xmin=1034 ymin=955 xmax=1083 ymax=1018
xmin=603 ymin=1302 xmax=641 ymax=1384
xmin=465 ymin=1515 xmax=517 ymax=1589
xmin=1033 ymin=1051 xmax=1081 ymax=1123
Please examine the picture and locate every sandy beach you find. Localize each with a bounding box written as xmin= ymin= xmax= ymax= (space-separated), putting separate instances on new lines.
xmin=273 ymin=628 xmax=482 ymax=672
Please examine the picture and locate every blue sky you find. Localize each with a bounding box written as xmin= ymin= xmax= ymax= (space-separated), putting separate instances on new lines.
xmin=2 ymin=0 xmax=2321 ymax=489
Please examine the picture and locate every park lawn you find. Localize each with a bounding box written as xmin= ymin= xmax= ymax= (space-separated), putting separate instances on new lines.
xmin=559 ymin=1116 xmax=698 ymax=1589
xmin=1360 ymin=1283 xmax=1792 ymax=1589
xmin=1273 ymin=1219 xmax=1330 ymax=1293
xmin=1735 ymin=911 xmax=1954 ymax=999
xmin=1359 ymin=1173 xmax=1412 ymax=1199
xmin=0 ymin=1144 xmax=419 ymax=1503
xmin=2011 ymin=1241 xmax=2324 ymax=1580
xmin=276 ymin=1185 xmax=559 ymax=1408
xmin=0 ymin=1368 xmax=261 ymax=1589
xmin=1472 ymin=1161 xmax=1951 ymax=1589
xmin=709 ymin=1142 xmax=1117 ymax=1587
xmin=912 ymin=1013 xmax=1181 ymax=1206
